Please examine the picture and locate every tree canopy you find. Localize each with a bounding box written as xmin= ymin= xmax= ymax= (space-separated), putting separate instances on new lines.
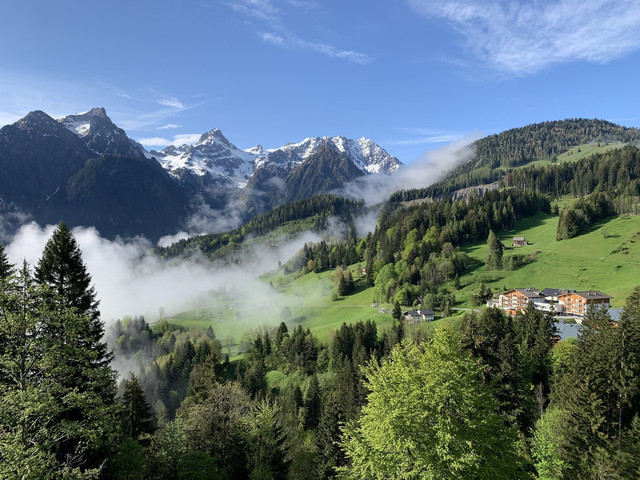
xmin=339 ymin=328 xmax=526 ymax=480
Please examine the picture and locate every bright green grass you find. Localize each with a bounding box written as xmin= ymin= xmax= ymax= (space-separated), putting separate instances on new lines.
xmin=168 ymin=266 xmax=394 ymax=354
xmin=494 ymin=142 xmax=624 ymax=172
xmin=555 ymin=142 xmax=624 ymax=163
xmin=457 ymin=213 xmax=640 ymax=307
xmin=169 ymin=209 xmax=640 ymax=348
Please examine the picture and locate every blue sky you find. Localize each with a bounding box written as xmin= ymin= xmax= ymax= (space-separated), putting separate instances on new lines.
xmin=1 ymin=0 xmax=640 ymax=163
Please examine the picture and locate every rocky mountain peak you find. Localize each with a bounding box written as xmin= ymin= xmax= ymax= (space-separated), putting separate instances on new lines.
xmin=197 ymin=128 xmax=234 ymax=148
xmin=58 ymin=107 xmax=146 ymax=158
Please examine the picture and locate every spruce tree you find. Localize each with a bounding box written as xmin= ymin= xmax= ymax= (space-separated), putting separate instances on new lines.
xmin=303 ymin=374 xmax=322 ymax=430
xmin=486 ymin=230 xmax=503 ymax=270
xmin=121 ymin=374 xmax=154 ymax=440
xmin=0 ymin=245 xmax=14 ymax=281
xmin=0 ymin=262 xmax=118 ymax=478
xmin=35 ymin=222 xmax=110 ymax=368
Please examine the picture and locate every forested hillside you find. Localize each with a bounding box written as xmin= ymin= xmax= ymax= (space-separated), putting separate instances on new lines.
xmin=4 ymin=228 xmax=640 ymax=478
xmin=393 ymin=118 xmax=640 ymax=201
xmin=5 ymin=119 xmax=640 ymax=479
xmin=157 ymin=194 xmax=365 ymax=260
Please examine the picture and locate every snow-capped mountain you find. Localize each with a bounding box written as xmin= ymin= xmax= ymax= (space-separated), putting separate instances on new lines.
xmin=151 ymin=129 xmax=255 ymax=188
xmin=263 ymin=135 xmax=401 ymax=175
xmin=0 ymin=106 xmax=404 ymax=240
xmin=151 ymin=130 xmax=402 ymax=189
xmin=59 ymin=107 xmax=147 ymax=159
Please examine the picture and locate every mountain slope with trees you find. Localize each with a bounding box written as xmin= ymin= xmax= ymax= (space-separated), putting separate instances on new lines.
xmin=392 ymin=118 xmax=640 ymax=201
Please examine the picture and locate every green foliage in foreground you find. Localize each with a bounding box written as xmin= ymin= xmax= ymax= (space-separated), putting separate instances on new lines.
xmin=339 ymin=328 xmax=526 ymax=480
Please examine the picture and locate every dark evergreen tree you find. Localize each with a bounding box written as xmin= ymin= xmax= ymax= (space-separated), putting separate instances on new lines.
xmin=486 ymin=230 xmax=503 ymax=270
xmin=0 ymin=245 xmax=14 ymax=281
xmin=303 ymin=374 xmax=322 ymax=430
xmin=121 ymin=374 xmax=154 ymax=440
xmin=0 ymin=263 xmax=118 ymax=478
xmin=35 ymin=222 xmax=111 ymax=370
xmin=392 ymin=301 xmax=402 ymax=321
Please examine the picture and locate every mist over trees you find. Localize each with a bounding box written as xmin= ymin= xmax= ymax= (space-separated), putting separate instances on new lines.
xmin=3 ymin=214 xmax=640 ymax=479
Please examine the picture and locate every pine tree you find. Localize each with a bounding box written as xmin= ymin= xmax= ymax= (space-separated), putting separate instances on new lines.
xmin=0 ymin=263 xmax=118 ymax=478
xmin=0 ymin=245 xmax=14 ymax=281
xmin=486 ymin=230 xmax=503 ymax=270
xmin=392 ymin=301 xmax=402 ymax=321
xmin=35 ymin=222 xmax=110 ymax=369
xmin=303 ymin=374 xmax=322 ymax=430
xmin=121 ymin=374 xmax=154 ymax=440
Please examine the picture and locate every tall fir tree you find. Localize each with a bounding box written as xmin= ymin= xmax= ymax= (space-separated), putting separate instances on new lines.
xmin=35 ymin=222 xmax=110 ymax=369
xmin=303 ymin=374 xmax=322 ymax=430
xmin=121 ymin=374 xmax=155 ymax=441
xmin=0 ymin=262 xmax=118 ymax=478
xmin=0 ymin=245 xmax=14 ymax=281
xmin=486 ymin=229 xmax=503 ymax=270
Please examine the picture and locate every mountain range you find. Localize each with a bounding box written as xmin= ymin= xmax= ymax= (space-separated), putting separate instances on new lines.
xmin=0 ymin=108 xmax=401 ymax=241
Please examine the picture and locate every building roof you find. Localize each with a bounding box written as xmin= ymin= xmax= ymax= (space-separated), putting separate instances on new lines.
xmin=515 ymin=288 xmax=544 ymax=299
xmin=542 ymin=288 xmax=576 ymax=297
xmin=513 ymin=236 xmax=526 ymax=241
xmin=555 ymin=322 xmax=582 ymax=341
xmin=608 ymin=307 xmax=624 ymax=322
xmin=561 ymin=291 xmax=613 ymax=301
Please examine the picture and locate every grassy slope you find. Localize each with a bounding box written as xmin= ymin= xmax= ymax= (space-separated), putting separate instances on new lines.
xmin=169 ymin=211 xmax=640 ymax=346
xmin=169 ymin=266 xmax=393 ymax=350
xmin=457 ymin=213 xmax=640 ymax=307
xmin=495 ymin=142 xmax=624 ymax=172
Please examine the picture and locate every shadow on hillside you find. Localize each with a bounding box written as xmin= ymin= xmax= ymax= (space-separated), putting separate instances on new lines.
xmin=502 ymin=212 xmax=555 ymax=239
xmin=579 ymin=215 xmax=618 ymax=237
xmin=351 ymin=279 xmax=369 ymax=296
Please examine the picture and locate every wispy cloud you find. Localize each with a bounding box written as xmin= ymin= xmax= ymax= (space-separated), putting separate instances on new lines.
xmin=158 ymin=123 xmax=182 ymax=130
xmin=261 ymin=32 xmax=373 ymax=64
xmin=407 ymin=0 xmax=640 ymax=75
xmin=230 ymin=0 xmax=372 ymax=64
xmin=137 ymin=133 xmax=201 ymax=148
xmin=157 ymin=97 xmax=185 ymax=109
xmin=229 ymin=0 xmax=280 ymax=22
xmin=262 ymin=32 xmax=285 ymax=44
xmin=386 ymin=134 xmax=463 ymax=146
xmin=386 ymin=127 xmax=464 ymax=147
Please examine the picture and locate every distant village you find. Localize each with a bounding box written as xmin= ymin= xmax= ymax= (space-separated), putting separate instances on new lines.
xmin=400 ymin=235 xmax=624 ymax=341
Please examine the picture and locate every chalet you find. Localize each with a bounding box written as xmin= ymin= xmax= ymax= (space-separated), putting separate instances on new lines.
xmin=512 ymin=236 xmax=528 ymax=246
xmin=498 ymin=288 xmax=544 ymax=314
xmin=403 ymin=309 xmax=435 ymax=323
xmin=557 ymin=291 xmax=613 ymax=317
xmin=541 ymin=288 xmax=574 ymax=302
xmin=531 ymin=297 xmax=564 ymax=314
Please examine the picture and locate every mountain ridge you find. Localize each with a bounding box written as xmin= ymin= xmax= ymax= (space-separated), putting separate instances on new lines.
xmin=0 ymin=108 xmax=401 ymax=241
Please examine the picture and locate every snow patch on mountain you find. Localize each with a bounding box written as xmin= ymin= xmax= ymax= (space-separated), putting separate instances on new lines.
xmin=153 ymin=130 xmax=402 ymax=189
xmin=152 ymin=129 xmax=256 ymax=188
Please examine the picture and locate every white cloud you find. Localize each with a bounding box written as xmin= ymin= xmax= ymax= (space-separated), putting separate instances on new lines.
xmin=137 ymin=133 xmax=201 ymax=148
xmin=338 ymin=134 xmax=481 ymax=205
xmin=386 ymin=134 xmax=463 ymax=146
xmin=299 ymin=39 xmax=373 ymax=64
xmin=4 ymin=221 xmax=325 ymax=326
xmin=158 ymin=123 xmax=182 ymax=130
xmin=262 ymin=32 xmax=285 ymax=44
xmin=407 ymin=0 xmax=640 ymax=75
xmin=231 ymin=1 xmax=372 ymax=64
xmin=157 ymin=97 xmax=185 ymax=109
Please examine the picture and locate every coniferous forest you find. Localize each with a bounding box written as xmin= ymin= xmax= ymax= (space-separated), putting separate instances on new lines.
xmin=3 ymin=123 xmax=640 ymax=479
xmin=2 ymin=215 xmax=640 ymax=479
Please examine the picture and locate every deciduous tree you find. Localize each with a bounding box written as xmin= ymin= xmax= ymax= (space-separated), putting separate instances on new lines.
xmin=339 ymin=328 xmax=525 ymax=479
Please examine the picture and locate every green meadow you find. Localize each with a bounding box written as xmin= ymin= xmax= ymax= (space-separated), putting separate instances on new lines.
xmin=168 ymin=265 xmax=393 ymax=353
xmin=458 ymin=213 xmax=640 ymax=307
xmin=168 ymin=211 xmax=640 ymax=349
